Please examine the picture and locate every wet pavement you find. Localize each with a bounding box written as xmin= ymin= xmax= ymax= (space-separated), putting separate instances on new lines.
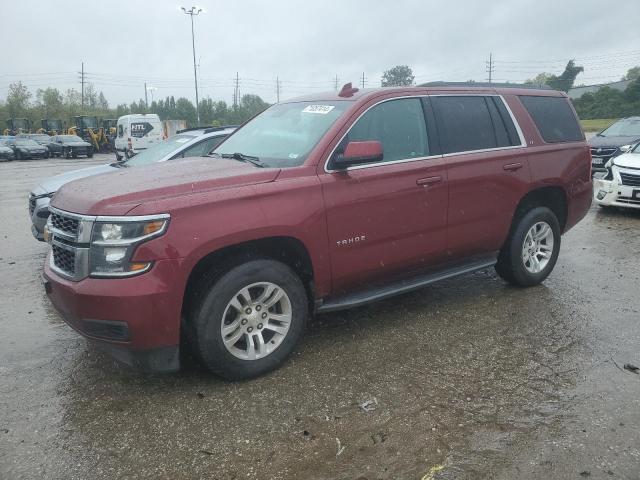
xmin=1 ymin=155 xmax=639 ymax=480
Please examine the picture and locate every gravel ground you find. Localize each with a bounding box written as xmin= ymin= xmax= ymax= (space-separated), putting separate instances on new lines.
xmin=1 ymin=153 xmax=639 ymax=480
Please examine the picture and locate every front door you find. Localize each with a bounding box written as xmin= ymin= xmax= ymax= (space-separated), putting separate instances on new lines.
xmin=320 ymin=97 xmax=448 ymax=293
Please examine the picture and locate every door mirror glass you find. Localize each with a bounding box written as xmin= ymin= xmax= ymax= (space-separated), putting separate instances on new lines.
xmin=332 ymin=141 xmax=383 ymax=169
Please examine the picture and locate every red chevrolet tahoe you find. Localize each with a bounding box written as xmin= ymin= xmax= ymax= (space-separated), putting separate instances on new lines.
xmin=43 ymin=84 xmax=592 ymax=379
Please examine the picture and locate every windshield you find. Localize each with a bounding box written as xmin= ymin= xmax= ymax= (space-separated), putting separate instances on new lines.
xmin=15 ymin=139 xmax=39 ymax=147
xmin=214 ymin=101 xmax=350 ymax=168
xmin=79 ymin=117 xmax=98 ymax=129
xmin=600 ymin=118 xmax=640 ymax=137
xmin=125 ymin=133 xmax=198 ymax=166
xmin=31 ymin=135 xmax=50 ymax=142
xmin=60 ymin=135 xmax=84 ymax=143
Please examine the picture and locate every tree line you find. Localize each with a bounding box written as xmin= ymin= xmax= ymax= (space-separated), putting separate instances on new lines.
xmin=0 ymin=82 xmax=270 ymax=131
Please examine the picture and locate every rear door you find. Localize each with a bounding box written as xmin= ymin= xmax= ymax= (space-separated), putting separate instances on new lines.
xmin=431 ymin=95 xmax=530 ymax=258
xmin=320 ymin=96 xmax=448 ymax=293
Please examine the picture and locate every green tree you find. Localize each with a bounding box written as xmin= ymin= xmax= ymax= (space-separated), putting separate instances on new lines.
xmin=524 ymin=73 xmax=553 ymax=86
xmin=546 ymin=60 xmax=584 ymax=92
xmin=6 ymin=81 xmax=31 ymax=117
xmin=623 ymin=66 xmax=640 ymax=82
xmin=381 ymin=65 xmax=415 ymax=87
xmin=35 ymin=87 xmax=64 ymax=118
xmin=175 ymin=97 xmax=197 ymax=126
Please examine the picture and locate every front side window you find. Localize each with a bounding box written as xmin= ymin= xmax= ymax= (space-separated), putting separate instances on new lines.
xmin=342 ymin=98 xmax=429 ymax=163
xmin=214 ymin=101 xmax=350 ymax=168
xmin=118 ymin=125 xmax=124 ymax=137
xmin=432 ymin=96 xmax=497 ymax=154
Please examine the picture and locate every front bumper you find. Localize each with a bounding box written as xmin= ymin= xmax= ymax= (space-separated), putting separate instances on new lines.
xmin=43 ymin=256 xmax=183 ymax=372
xmin=593 ymin=177 xmax=640 ymax=209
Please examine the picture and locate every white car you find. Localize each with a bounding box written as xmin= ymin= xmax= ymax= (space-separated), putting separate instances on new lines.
xmin=593 ymin=143 xmax=640 ymax=209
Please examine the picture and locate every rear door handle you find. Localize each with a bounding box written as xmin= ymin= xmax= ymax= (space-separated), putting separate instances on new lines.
xmin=416 ymin=176 xmax=443 ymax=186
xmin=503 ymin=163 xmax=523 ymax=172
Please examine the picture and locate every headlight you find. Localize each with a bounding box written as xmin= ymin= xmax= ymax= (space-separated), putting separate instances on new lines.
xmin=619 ymin=144 xmax=632 ymax=153
xmin=89 ymin=215 xmax=169 ymax=277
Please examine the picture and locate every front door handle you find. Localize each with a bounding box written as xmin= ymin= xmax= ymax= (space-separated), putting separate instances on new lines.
xmin=416 ymin=176 xmax=443 ymax=186
xmin=503 ymin=162 xmax=523 ymax=172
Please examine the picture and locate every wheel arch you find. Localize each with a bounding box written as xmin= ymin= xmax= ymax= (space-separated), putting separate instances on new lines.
xmin=182 ymin=236 xmax=316 ymax=320
xmin=512 ymin=185 xmax=568 ymax=233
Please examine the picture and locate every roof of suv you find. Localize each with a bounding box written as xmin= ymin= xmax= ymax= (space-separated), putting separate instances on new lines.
xmin=285 ymin=85 xmax=564 ymax=104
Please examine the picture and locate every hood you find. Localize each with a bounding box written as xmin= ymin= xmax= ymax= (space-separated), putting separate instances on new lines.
xmin=589 ymin=135 xmax=640 ymax=148
xmin=612 ymin=152 xmax=640 ymax=170
xmin=0 ymin=146 xmax=12 ymax=153
xmin=34 ymin=163 xmax=118 ymax=196
xmin=51 ymin=156 xmax=281 ymax=216
xmin=64 ymin=141 xmax=91 ymax=147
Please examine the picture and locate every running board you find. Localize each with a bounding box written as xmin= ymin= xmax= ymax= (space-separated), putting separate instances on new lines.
xmin=316 ymin=255 xmax=497 ymax=313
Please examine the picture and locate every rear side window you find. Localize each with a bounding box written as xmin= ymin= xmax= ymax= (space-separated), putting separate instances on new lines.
xmin=519 ymin=95 xmax=583 ymax=143
xmin=432 ymin=96 xmax=497 ymax=154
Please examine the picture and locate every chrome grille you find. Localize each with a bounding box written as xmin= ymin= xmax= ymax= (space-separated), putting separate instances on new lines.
xmin=590 ymin=147 xmax=617 ymax=157
xmin=620 ymin=172 xmax=640 ymax=187
xmin=51 ymin=211 xmax=79 ymax=236
xmin=52 ymin=244 xmax=76 ymax=275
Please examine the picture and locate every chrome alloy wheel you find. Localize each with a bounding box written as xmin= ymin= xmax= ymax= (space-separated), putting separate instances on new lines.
xmin=521 ymin=221 xmax=554 ymax=274
xmin=221 ymin=282 xmax=292 ymax=360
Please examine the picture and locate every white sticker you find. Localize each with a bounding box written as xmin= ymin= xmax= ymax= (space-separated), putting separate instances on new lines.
xmin=302 ymin=105 xmax=335 ymax=114
xmin=288 ymin=153 xmax=299 ymax=159
xmin=174 ymin=138 xmax=190 ymax=143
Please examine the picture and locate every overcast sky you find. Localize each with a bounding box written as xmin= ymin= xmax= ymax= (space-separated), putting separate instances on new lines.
xmin=1 ymin=0 xmax=639 ymax=106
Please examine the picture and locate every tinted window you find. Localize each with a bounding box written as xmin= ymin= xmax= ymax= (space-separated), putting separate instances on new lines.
xmin=432 ymin=96 xmax=497 ymax=153
xmin=345 ymin=98 xmax=428 ymax=162
xmin=519 ymin=95 xmax=583 ymax=143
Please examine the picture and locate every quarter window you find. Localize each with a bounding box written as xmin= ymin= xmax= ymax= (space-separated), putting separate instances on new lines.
xmin=345 ymin=98 xmax=429 ymax=163
xmin=432 ymin=96 xmax=497 ymax=154
xmin=519 ymin=95 xmax=583 ymax=143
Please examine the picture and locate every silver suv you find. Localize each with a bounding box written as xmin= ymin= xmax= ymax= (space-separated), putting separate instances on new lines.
xmin=29 ymin=126 xmax=236 ymax=240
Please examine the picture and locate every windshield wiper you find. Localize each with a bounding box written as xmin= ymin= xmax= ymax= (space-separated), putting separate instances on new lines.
xmin=218 ymin=152 xmax=266 ymax=168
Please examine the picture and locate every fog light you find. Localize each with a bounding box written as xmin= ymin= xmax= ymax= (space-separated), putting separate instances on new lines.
xmin=596 ymin=190 xmax=607 ymax=200
xmin=105 ymin=247 xmax=127 ymax=263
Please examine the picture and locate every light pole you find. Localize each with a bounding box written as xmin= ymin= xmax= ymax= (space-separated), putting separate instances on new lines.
xmin=147 ymin=85 xmax=157 ymax=104
xmin=180 ymin=6 xmax=203 ymax=125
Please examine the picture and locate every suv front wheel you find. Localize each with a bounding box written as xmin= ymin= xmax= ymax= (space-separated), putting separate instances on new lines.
xmin=495 ymin=206 xmax=561 ymax=287
xmin=188 ymin=259 xmax=308 ymax=380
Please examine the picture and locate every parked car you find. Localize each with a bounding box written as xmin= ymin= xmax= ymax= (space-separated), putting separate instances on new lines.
xmin=593 ymin=142 xmax=640 ymax=210
xmin=42 ymin=85 xmax=592 ymax=379
xmin=17 ymin=133 xmax=56 ymax=157
xmin=29 ymin=126 xmax=235 ymax=240
xmin=5 ymin=138 xmax=48 ymax=159
xmin=47 ymin=135 xmax=94 ymax=158
xmin=589 ymin=117 xmax=640 ymax=174
xmin=114 ymin=114 xmax=163 ymax=160
xmin=0 ymin=140 xmax=15 ymax=161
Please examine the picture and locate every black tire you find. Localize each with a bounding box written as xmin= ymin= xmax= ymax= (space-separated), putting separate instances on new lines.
xmin=72 ymin=152 xmax=78 ymax=159
xmin=188 ymin=259 xmax=308 ymax=380
xmin=87 ymin=151 xmax=93 ymax=158
xmin=15 ymin=150 xmax=21 ymax=160
xmin=64 ymin=148 xmax=70 ymax=159
xmin=495 ymin=206 xmax=561 ymax=287
xmin=115 ymin=151 xmax=123 ymax=162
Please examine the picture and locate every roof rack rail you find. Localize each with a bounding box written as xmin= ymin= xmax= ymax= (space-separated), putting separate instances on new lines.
xmin=418 ymin=81 xmax=552 ymax=90
xmin=176 ymin=125 xmax=239 ymax=134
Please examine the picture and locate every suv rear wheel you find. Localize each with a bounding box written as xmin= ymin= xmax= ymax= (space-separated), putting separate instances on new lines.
xmin=495 ymin=206 xmax=561 ymax=287
xmin=188 ymin=259 xmax=308 ymax=380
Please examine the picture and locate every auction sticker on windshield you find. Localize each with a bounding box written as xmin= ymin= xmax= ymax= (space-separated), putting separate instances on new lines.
xmin=302 ymin=105 xmax=335 ymax=114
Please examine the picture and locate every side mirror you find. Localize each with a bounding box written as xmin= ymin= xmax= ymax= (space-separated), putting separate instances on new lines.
xmin=331 ymin=141 xmax=383 ymax=169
